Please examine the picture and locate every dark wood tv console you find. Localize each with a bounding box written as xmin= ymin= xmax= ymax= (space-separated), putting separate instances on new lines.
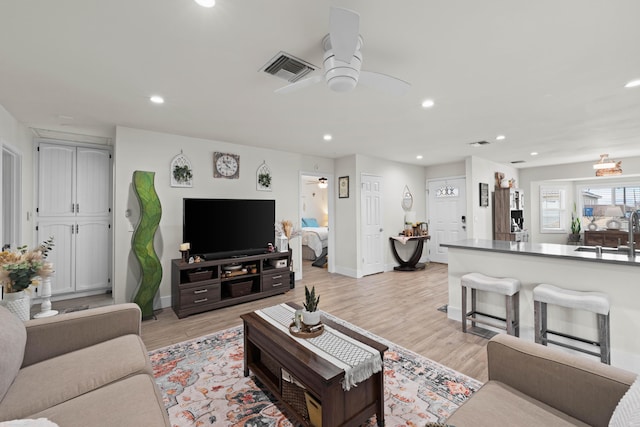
xmin=171 ymin=250 xmax=292 ymax=318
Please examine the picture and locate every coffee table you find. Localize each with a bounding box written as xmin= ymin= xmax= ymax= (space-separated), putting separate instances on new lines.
xmin=241 ymin=303 xmax=387 ymax=427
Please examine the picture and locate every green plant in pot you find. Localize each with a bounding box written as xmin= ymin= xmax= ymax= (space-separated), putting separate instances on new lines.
xmin=303 ymin=285 xmax=321 ymax=325
xmin=569 ymin=203 xmax=581 ymax=242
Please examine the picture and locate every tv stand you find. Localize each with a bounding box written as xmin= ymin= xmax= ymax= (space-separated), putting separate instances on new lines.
xmin=171 ymin=250 xmax=292 ymax=319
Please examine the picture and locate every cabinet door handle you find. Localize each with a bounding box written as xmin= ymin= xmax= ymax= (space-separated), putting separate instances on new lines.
xmin=271 ymin=275 xmax=282 ymax=279
xmin=272 ymin=282 xmax=283 ymax=287
xmin=194 ymin=298 xmax=208 ymax=303
xmin=76 ymin=203 xmax=79 ymax=213
xmin=71 ymin=203 xmax=75 ymax=213
xmin=193 ymin=289 xmax=208 ymax=294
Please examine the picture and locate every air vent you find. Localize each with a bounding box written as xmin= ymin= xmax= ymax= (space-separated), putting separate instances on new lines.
xmin=469 ymin=140 xmax=490 ymax=147
xmin=511 ymin=160 xmax=526 ymax=164
xmin=261 ymin=52 xmax=317 ymax=83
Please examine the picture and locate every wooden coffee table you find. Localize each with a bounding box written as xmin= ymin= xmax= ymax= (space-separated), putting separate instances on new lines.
xmin=241 ymin=303 xmax=387 ymax=427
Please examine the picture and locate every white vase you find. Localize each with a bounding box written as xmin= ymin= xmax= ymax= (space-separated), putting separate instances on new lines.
xmin=302 ymin=310 xmax=321 ymax=326
xmin=1 ymin=290 xmax=31 ymax=321
xmin=276 ymin=235 xmax=289 ymax=252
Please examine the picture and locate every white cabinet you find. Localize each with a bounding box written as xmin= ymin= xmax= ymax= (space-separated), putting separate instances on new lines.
xmin=38 ymin=143 xmax=111 ymax=217
xmin=36 ymin=141 xmax=112 ymax=296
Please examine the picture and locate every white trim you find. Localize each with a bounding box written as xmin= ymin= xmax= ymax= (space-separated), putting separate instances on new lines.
xmin=1 ymin=139 xmax=23 ymax=249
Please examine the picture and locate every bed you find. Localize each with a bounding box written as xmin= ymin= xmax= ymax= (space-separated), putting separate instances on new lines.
xmin=301 ymin=217 xmax=328 ymax=261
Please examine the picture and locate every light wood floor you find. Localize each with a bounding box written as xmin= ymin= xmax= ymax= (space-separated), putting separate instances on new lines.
xmin=139 ymin=261 xmax=490 ymax=382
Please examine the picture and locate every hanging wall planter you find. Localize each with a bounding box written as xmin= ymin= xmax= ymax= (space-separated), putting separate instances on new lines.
xmin=132 ymin=171 xmax=162 ymax=319
xmin=170 ymin=152 xmax=193 ymax=187
xmin=257 ymin=161 xmax=272 ymax=191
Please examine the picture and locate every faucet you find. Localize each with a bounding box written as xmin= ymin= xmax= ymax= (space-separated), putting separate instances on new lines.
xmin=628 ymin=210 xmax=639 ymax=257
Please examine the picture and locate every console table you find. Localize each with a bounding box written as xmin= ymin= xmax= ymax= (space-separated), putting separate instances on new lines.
xmin=389 ymin=235 xmax=430 ymax=271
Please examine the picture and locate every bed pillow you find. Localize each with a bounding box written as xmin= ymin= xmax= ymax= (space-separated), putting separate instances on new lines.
xmin=303 ymin=218 xmax=319 ymax=227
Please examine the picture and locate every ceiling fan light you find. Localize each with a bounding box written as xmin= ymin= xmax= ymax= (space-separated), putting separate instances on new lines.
xmin=593 ymin=154 xmax=616 ymax=169
xmin=318 ymin=177 xmax=328 ymax=189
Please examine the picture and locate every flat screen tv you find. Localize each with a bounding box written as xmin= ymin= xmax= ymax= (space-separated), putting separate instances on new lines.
xmin=183 ymin=198 xmax=275 ymax=259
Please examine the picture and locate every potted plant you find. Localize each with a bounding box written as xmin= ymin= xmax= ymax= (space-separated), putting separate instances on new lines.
xmin=302 ymin=285 xmax=321 ymax=325
xmin=0 ymin=237 xmax=54 ymax=321
xmin=569 ymin=203 xmax=581 ymax=242
xmin=173 ymin=164 xmax=192 ymax=184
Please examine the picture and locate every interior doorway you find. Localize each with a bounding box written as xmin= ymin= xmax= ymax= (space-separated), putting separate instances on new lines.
xmin=1 ymin=142 xmax=22 ymax=251
xmin=427 ymin=177 xmax=467 ymax=264
xmin=361 ymin=174 xmax=384 ymax=276
xmin=300 ymin=173 xmax=333 ymax=277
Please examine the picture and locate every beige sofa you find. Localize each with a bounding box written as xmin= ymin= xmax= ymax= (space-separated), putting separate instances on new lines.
xmin=0 ymin=303 xmax=170 ymax=426
xmin=447 ymin=333 xmax=637 ymax=427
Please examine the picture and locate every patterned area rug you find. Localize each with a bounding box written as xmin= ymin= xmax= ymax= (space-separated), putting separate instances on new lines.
xmin=150 ymin=314 xmax=482 ymax=426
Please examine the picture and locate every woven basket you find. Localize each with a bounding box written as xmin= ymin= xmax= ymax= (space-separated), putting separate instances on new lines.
xmin=281 ymin=378 xmax=309 ymax=421
xmin=187 ymin=270 xmax=212 ymax=282
xmin=229 ymin=280 xmax=252 ymax=297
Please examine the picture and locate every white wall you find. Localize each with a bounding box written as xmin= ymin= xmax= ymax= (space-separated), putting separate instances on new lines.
xmin=355 ymin=154 xmax=427 ymax=274
xmin=113 ymin=126 xmax=333 ymax=308
xmin=334 ymin=155 xmax=358 ymax=276
xmin=0 ymin=104 xmax=34 ymax=247
xmin=466 ymin=156 xmax=520 ymax=239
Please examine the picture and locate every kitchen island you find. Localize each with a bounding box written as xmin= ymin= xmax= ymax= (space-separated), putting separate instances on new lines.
xmin=442 ymin=239 xmax=640 ymax=374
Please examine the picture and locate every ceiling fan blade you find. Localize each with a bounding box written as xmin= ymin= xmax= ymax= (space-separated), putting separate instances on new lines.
xmin=329 ymin=7 xmax=360 ymax=63
xmin=274 ymin=75 xmax=322 ymax=94
xmin=359 ymin=71 xmax=411 ymax=96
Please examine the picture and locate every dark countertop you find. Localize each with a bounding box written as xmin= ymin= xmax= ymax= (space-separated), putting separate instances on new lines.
xmin=441 ymin=239 xmax=640 ymax=267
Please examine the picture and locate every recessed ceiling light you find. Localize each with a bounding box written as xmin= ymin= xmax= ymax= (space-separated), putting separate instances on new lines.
xmin=323 ymin=134 xmax=332 ymax=141
xmin=194 ymin=0 xmax=215 ymax=7
xmin=150 ymin=95 xmax=164 ymax=104
xmin=421 ymin=99 xmax=435 ymax=108
xmin=530 ymin=152 xmax=538 ymax=156
xmin=416 ymin=155 xmax=423 ymax=160
xmin=624 ymin=79 xmax=640 ymax=88
xmin=496 ymin=135 xmax=506 ymax=141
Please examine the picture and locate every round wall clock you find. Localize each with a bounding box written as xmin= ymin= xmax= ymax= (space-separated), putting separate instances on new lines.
xmin=213 ymin=152 xmax=240 ymax=179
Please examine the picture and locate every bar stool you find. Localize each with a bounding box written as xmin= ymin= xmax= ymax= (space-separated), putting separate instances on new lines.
xmin=533 ymin=284 xmax=610 ymax=364
xmin=461 ymin=273 xmax=521 ymax=337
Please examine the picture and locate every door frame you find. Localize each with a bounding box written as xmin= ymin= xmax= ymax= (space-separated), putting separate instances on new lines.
xmin=1 ymin=139 xmax=22 ymax=251
xmin=299 ymin=171 xmax=335 ymax=278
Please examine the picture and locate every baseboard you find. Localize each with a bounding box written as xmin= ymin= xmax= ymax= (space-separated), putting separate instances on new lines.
xmin=334 ymin=265 xmax=358 ymax=278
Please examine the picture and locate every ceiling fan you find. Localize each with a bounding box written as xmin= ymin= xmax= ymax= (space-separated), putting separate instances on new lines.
xmin=276 ymin=7 xmax=411 ymax=96
xmin=305 ymin=177 xmax=328 ymax=188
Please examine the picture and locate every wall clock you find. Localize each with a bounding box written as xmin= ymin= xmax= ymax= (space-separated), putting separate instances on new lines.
xmin=213 ymin=152 xmax=240 ymax=179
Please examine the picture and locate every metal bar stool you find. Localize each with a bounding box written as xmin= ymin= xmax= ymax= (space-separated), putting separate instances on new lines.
xmin=533 ymin=283 xmax=610 ymax=364
xmin=461 ymin=273 xmax=521 ymax=337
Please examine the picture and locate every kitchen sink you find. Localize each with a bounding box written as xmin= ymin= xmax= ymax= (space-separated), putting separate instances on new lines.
xmin=574 ymin=246 xmax=640 ymax=255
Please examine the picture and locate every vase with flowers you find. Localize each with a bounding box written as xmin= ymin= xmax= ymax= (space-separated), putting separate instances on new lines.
xmin=0 ymin=237 xmax=54 ymax=321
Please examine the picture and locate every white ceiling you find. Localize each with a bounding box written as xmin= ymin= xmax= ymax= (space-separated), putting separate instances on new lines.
xmin=1 ymin=0 xmax=640 ymax=168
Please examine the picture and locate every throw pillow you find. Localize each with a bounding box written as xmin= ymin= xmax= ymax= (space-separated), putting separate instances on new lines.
xmin=609 ymin=375 xmax=640 ymax=427
xmin=0 ymin=419 xmax=59 ymax=427
xmin=304 ymin=217 xmax=319 ymax=227
xmin=0 ymin=306 xmax=27 ymax=402
xmin=301 ymin=218 xmax=309 ymax=227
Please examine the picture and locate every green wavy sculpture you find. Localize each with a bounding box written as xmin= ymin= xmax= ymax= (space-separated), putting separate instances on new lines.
xmin=132 ymin=171 xmax=162 ymax=319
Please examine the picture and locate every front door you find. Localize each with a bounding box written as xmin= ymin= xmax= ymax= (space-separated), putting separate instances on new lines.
xmin=361 ymin=174 xmax=384 ymax=276
xmin=427 ymin=177 xmax=467 ymax=263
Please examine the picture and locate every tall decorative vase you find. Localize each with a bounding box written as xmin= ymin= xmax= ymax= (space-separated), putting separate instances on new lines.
xmin=132 ymin=171 xmax=163 ymax=319
xmin=1 ymin=291 xmax=30 ymax=321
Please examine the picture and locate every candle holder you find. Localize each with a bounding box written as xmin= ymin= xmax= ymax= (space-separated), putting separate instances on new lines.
xmin=34 ymin=277 xmax=59 ymax=318
xmin=180 ymin=249 xmax=190 ymax=263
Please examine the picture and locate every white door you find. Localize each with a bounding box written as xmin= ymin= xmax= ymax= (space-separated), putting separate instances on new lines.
xmin=361 ymin=174 xmax=384 ymax=276
xmin=76 ymin=221 xmax=111 ymax=291
xmin=38 ymin=143 xmax=75 ymax=217
xmin=427 ymin=178 xmax=467 ymax=264
xmin=77 ymin=147 xmax=111 ymax=216
xmin=37 ymin=221 xmax=75 ymax=294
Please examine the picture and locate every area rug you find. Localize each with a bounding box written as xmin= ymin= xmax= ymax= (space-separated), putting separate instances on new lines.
xmin=150 ymin=314 xmax=482 ymax=426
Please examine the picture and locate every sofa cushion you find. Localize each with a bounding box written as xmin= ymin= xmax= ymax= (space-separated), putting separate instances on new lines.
xmin=0 ymin=334 xmax=151 ymax=421
xmin=32 ymin=374 xmax=169 ymax=427
xmin=447 ymin=381 xmax=590 ymax=427
xmin=0 ymin=306 xmax=27 ymax=402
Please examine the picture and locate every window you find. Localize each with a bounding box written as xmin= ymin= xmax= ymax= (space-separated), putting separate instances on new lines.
xmin=540 ymin=186 xmax=567 ymax=233
xmin=579 ymin=185 xmax=640 ymax=229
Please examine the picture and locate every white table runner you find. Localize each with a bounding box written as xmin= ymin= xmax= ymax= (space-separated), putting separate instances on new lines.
xmin=255 ymin=304 xmax=383 ymax=391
